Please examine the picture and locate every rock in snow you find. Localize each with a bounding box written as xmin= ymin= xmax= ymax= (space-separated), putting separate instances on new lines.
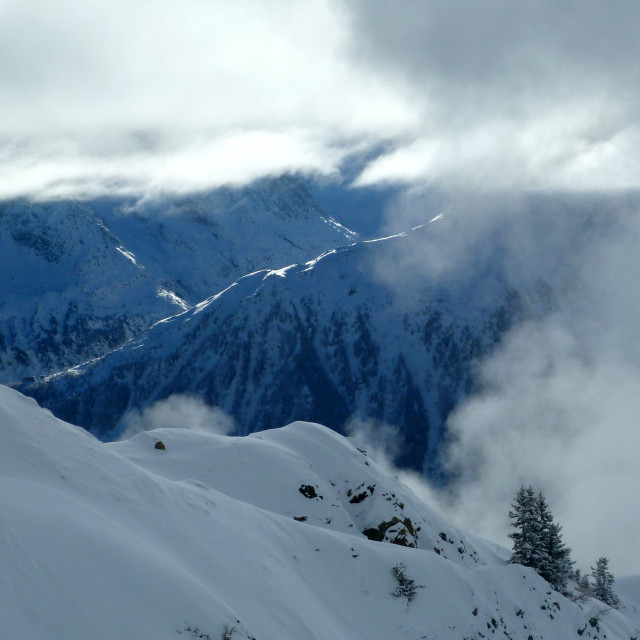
xmin=1 ymin=384 xmax=638 ymax=640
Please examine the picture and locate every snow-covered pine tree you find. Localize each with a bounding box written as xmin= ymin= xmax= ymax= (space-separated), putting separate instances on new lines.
xmin=590 ymin=557 xmax=620 ymax=608
xmin=537 ymin=492 xmax=573 ymax=594
xmin=508 ymin=486 xmax=574 ymax=594
xmin=572 ymin=568 xmax=593 ymax=601
xmin=508 ymin=486 xmax=547 ymax=571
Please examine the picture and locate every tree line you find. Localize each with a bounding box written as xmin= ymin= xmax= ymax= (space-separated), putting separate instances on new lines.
xmin=508 ymin=485 xmax=619 ymax=608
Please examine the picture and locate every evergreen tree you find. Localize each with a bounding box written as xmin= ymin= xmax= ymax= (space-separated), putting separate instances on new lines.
xmin=508 ymin=486 xmax=547 ymax=570
xmin=572 ymin=568 xmax=593 ymax=601
xmin=590 ymin=557 xmax=620 ymax=608
xmin=508 ymin=486 xmax=573 ymax=594
xmin=537 ymin=492 xmax=573 ymax=593
xmin=577 ymin=572 xmax=592 ymax=593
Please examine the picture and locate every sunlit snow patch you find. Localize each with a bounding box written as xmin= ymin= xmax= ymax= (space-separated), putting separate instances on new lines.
xmin=115 ymin=246 xmax=139 ymax=266
xmin=156 ymin=287 xmax=190 ymax=312
xmin=263 ymin=264 xmax=297 ymax=279
xmin=427 ymin=206 xmax=451 ymax=224
xmin=303 ymin=249 xmax=337 ymax=272
xmin=362 ymin=232 xmax=408 ymax=244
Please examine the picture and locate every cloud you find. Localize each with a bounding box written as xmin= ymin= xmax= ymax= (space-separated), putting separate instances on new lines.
xmin=345 ymin=1 xmax=640 ymax=190
xmin=354 ymin=180 xmax=640 ymax=576
xmin=0 ymin=0 xmax=417 ymax=199
xmin=353 ymin=118 xmax=640 ymax=191
xmin=0 ymin=130 xmax=345 ymax=200
xmin=5 ymin=1 xmax=640 ymax=197
xmin=344 ymin=416 xmax=404 ymax=465
xmin=368 ymin=189 xmax=627 ymax=304
xmin=413 ymin=205 xmax=640 ymax=577
xmin=118 ymin=394 xmax=236 ymax=440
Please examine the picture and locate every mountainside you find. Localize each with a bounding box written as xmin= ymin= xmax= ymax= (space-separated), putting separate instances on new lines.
xmin=0 ymin=175 xmax=355 ymax=383
xmin=1 ymin=385 xmax=638 ymax=640
xmin=24 ymin=220 xmax=539 ymax=473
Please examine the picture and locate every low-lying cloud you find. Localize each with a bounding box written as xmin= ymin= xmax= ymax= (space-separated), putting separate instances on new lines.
xmin=119 ymin=394 xmax=236 ymax=440
xmin=378 ymin=194 xmax=640 ymax=577
xmin=441 ymin=319 xmax=640 ymax=577
xmin=346 ymin=1 xmax=640 ymax=191
xmin=344 ymin=416 xmax=405 ymax=466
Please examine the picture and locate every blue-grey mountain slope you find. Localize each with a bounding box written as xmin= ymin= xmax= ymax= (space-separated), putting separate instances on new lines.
xmin=25 ymin=219 xmax=539 ymax=473
xmin=0 ymin=176 xmax=355 ymax=382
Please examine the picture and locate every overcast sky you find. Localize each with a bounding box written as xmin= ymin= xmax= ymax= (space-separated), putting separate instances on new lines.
xmin=2 ymin=0 xmax=640 ymax=198
xmin=3 ymin=0 xmax=640 ymax=575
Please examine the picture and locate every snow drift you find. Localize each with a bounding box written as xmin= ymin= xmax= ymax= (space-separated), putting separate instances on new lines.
xmin=1 ymin=385 xmax=638 ymax=640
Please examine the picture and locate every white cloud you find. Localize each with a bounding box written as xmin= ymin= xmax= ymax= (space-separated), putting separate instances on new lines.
xmin=8 ymin=2 xmax=640 ymax=197
xmin=357 ymin=182 xmax=640 ymax=577
xmin=0 ymin=130 xmax=346 ymax=200
xmin=118 ymin=394 xmax=236 ymax=439
xmin=354 ymin=113 xmax=640 ymax=192
xmin=344 ymin=416 xmax=404 ymax=466
xmin=441 ymin=320 xmax=640 ymax=577
xmin=406 ymin=206 xmax=640 ymax=577
xmin=346 ymin=1 xmax=640 ymax=191
xmin=0 ymin=0 xmax=419 ymax=199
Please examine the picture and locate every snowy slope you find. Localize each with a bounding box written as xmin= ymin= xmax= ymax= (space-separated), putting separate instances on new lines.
xmin=1 ymin=384 xmax=638 ymax=640
xmin=0 ymin=176 xmax=355 ymax=383
xmin=26 ymin=221 xmax=537 ymax=473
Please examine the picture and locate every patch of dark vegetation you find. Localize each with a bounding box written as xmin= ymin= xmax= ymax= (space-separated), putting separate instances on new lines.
xmin=155 ymin=440 xmax=166 ymax=450
xmin=390 ymin=562 xmax=424 ymax=603
xmin=222 ymin=625 xmax=239 ymax=640
xmin=180 ymin=625 xmax=212 ymax=639
xmin=293 ymin=516 xmax=307 ymax=522
xmin=347 ymin=482 xmax=375 ymax=503
xmin=299 ymin=484 xmax=322 ymax=499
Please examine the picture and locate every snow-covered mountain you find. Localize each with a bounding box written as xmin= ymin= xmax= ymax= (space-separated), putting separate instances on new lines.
xmin=24 ymin=220 xmax=540 ymax=473
xmin=1 ymin=384 xmax=637 ymax=640
xmin=0 ymin=175 xmax=355 ymax=383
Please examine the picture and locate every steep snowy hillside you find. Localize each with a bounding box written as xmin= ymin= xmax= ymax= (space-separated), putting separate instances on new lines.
xmin=1 ymin=385 xmax=637 ymax=640
xmin=0 ymin=198 xmax=164 ymax=380
xmin=25 ymin=220 xmax=540 ymax=473
xmin=0 ymin=176 xmax=355 ymax=382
